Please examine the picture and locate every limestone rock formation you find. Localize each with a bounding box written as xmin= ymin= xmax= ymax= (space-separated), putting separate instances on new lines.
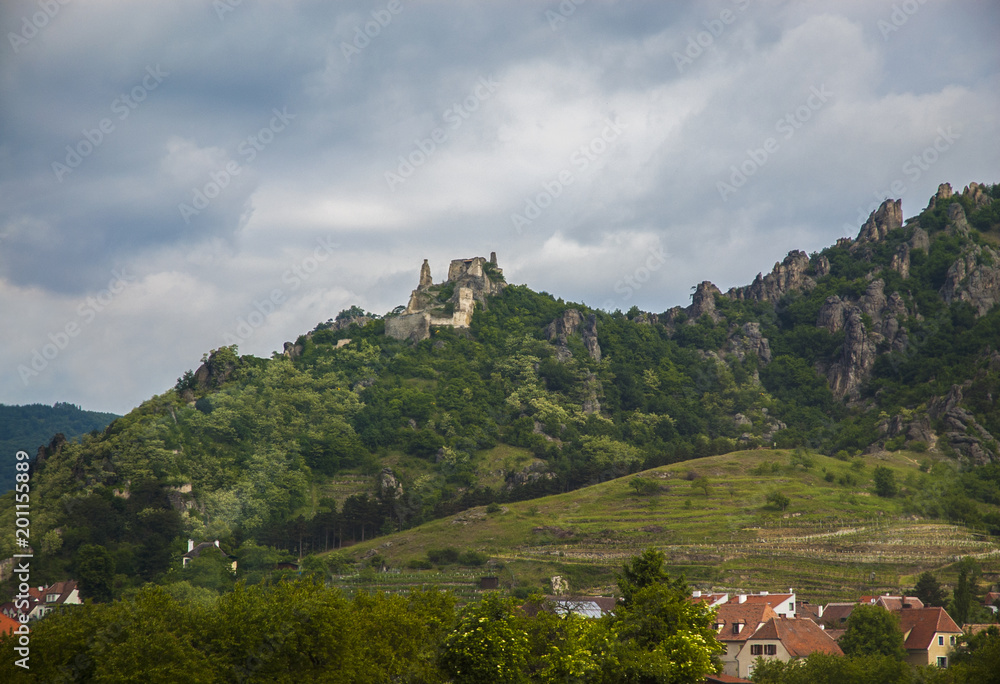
xmin=909 ymin=226 xmax=930 ymax=253
xmin=726 ymin=321 xmax=772 ymax=364
xmin=727 ymin=250 xmax=814 ymax=304
xmin=815 ymin=255 xmax=831 ymax=277
xmin=926 ymin=183 xmax=953 ymax=211
xmin=946 ymin=202 xmax=970 ymax=236
xmin=817 ymin=296 xmax=846 ymax=334
xmin=545 ymin=309 xmax=601 ymax=362
xmin=378 ymin=467 xmax=404 ymax=500
xmin=827 ymin=308 xmax=877 ymax=400
xmin=854 ymin=199 xmax=903 ymax=245
xmin=690 ymin=281 xmax=722 ymax=321
xmin=890 ymin=243 xmax=910 ymax=279
xmin=939 ymin=243 xmax=1000 ymax=317
xmin=929 ymin=384 xmax=999 ymax=464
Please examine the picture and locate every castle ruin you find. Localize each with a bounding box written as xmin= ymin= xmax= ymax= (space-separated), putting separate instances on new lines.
xmin=385 ymin=253 xmax=504 ymax=341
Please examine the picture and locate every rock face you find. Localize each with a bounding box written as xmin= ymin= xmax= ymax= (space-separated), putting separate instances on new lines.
xmin=930 ymin=384 xmax=999 ymax=464
xmin=545 ymin=309 xmax=601 ymax=361
xmin=827 ymin=308 xmax=877 ymax=400
xmin=854 ymin=199 xmax=903 ymax=245
xmin=386 ymin=254 xmax=505 ymax=341
xmin=817 ymin=296 xmax=846 ymax=334
xmin=690 ymin=281 xmax=722 ymax=321
xmin=727 ymin=322 xmax=772 ymax=364
xmin=727 ymin=250 xmax=814 ymax=304
xmin=909 ymin=226 xmax=930 ymax=253
xmin=890 ymin=243 xmax=910 ymax=279
xmin=378 ymin=468 xmax=404 ymax=500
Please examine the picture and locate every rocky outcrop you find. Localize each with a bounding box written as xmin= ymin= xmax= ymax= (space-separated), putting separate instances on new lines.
xmin=939 ymin=243 xmax=1000 ymax=317
xmin=419 ymin=259 xmax=432 ymax=289
xmin=726 ymin=322 xmax=771 ymax=364
xmin=545 ymin=309 xmax=601 ymax=361
xmin=909 ymin=226 xmax=930 ymax=253
xmin=890 ymin=243 xmax=910 ymax=278
xmin=727 ymin=250 xmax=814 ymax=304
xmin=854 ymin=199 xmax=903 ymax=245
xmin=194 ymin=348 xmax=239 ymax=389
xmin=946 ymin=202 xmax=970 ymax=236
xmin=929 ymin=384 xmax=999 ymax=464
xmin=962 ymin=181 xmax=991 ymax=210
xmin=827 ymin=308 xmax=877 ymax=400
xmin=690 ymin=281 xmax=722 ymax=321
xmin=926 ymin=183 xmax=953 ymax=211
xmin=817 ymin=296 xmax=847 ymax=334
xmin=378 ymin=468 xmax=403 ymax=500
xmin=815 ymin=255 xmax=831 ymax=277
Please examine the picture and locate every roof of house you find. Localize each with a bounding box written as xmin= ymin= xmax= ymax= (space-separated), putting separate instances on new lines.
xmin=690 ymin=592 xmax=729 ymax=606
xmin=874 ymin=595 xmax=924 ymax=611
xmin=714 ymin=603 xmax=779 ymax=642
xmin=821 ymin=603 xmax=856 ymax=624
xmin=740 ymin=593 xmax=794 ymax=608
xmin=796 ymin=602 xmax=822 ymax=621
xmin=43 ymin=580 xmax=79 ymax=604
xmin=550 ymin=596 xmax=618 ymax=618
xmin=748 ymin=617 xmax=844 ymax=658
xmin=898 ymin=607 xmax=962 ymax=650
xmin=705 ymin=674 xmax=753 ymax=683
xmin=182 ymin=541 xmax=230 ymax=559
xmin=984 ymin=592 xmax=1000 ymax=605
xmin=825 ymin=628 xmax=847 ymax=642
xmin=962 ymin=624 xmax=999 ymax=637
xmin=0 ymin=613 xmax=21 ymax=635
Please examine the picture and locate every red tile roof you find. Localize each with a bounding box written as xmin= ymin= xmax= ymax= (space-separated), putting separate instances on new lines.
xmin=821 ymin=603 xmax=856 ymax=626
xmin=741 ymin=593 xmax=793 ymax=607
xmin=0 ymin=613 xmax=21 ymax=636
xmin=713 ymin=603 xmax=778 ymax=642
xmin=898 ymin=607 xmax=962 ymax=650
xmin=874 ymin=595 xmax=924 ymax=611
xmin=749 ymin=617 xmax=844 ymax=657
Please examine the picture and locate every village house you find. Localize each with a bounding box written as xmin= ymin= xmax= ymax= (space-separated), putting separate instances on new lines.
xmin=0 ymin=580 xmax=81 ymax=622
xmin=736 ymin=616 xmax=843 ymax=679
xmin=711 ymin=602 xmax=779 ymax=677
xmin=897 ymin=606 xmax=963 ymax=668
xmin=182 ymin=539 xmax=237 ymax=572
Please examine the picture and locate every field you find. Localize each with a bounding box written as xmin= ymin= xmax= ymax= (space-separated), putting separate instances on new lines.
xmin=329 ymin=449 xmax=1000 ymax=603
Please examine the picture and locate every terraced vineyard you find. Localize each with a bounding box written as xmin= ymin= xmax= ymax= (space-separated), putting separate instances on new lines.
xmin=337 ymin=449 xmax=1000 ymax=602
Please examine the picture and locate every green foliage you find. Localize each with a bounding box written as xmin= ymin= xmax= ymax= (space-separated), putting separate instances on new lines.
xmin=440 ymin=592 xmax=530 ymax=684
xmin=749 ymin=652 xmax=913 ymax=684
xmin=766 ymin=490 xmax=790 ymax=511
xmin=839 ymin=604 xmax=907 ymax=660
xmin=910 ymin=571 xmax=948 ymax=607
xmin=630 ymin=476 xmax=661 ymax=496
xmin=873 ymin=466 xmax=898 ymax=498
xmin=75 ymin=543 xmax=116 ymax=602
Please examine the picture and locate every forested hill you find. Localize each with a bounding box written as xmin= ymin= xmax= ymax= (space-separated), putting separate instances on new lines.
xmin=2 ymin=181 xmax=1000 ymax=596
xmin=0 ymin=403 xmax=119 ymax=493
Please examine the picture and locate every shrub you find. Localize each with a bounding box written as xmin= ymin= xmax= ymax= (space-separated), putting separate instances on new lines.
xmin=486 ymin=502 xmax=502 ymax=514
xmin=766 ymin=491 xmax=790 ymax=511
xmin=427 ymin=547 xmax=460 ymax=565
xmin=873 ymin=466 xmax=898 ymax=498
xmin=457 ymin=550 xmax=489 ymax=567
xmin=406 ymin=559 xmax=433 ymax=570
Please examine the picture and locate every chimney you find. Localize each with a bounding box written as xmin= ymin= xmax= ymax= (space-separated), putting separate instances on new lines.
xmin=214 ymin=539 xmax=220 ymax=547
xmin=760 ymin=591 xmax=768 ymax=596
xmin=737 ymin=594 xmax=747 ymax=604
xmin=692 ymin=590 xmax=702 ymax=598
xmin=187 ymin=539 xmax=195 ymax=552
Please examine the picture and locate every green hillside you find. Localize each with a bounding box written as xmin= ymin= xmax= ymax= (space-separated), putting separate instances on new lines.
xmin=329 ymin=448 xmax=1000 ymax=603
xmin=0 ymin=402 xmax=119 ymax=492
xmin=2 ymin=182 xmax=1000 ymax=604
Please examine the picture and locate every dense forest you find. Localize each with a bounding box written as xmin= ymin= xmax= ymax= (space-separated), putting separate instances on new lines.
xmin=0 ymin=402 xmax=118 ymax=492
xmin=1 ymin=182 xmax=999 ymax=604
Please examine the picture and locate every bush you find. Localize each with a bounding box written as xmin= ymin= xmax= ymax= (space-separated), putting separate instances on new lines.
xmin=766 ymin=491 xmax=791 ymax=511
xmin=406 ymin=559 xmax=433 ymax=570
xmin=873 ymin=466 xmax=898 ymax=498
xmin=457 ymin=550 xmax=489 ymax=567
xmin=486 ymin=502 xmax=502 ymax=514
xmin=427 ymin=547 xmax=460 ymax=565
xmin=629 ymin=476 xmax=660 ymax=495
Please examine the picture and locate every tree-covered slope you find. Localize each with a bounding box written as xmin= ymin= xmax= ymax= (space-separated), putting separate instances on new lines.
xmin=2 ymin=182 xmax=999 ymax=601
xmin=0 ymin=402 xmax=119 ymax=492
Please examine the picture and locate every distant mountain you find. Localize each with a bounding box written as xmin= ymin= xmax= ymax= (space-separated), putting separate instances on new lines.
xmin=2 ymin=181 xmax=998 ymax=598
xmin=0 ymin=402 xmax=119 ymax=492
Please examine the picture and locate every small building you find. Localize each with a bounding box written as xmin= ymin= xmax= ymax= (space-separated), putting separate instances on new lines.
xmin=898 ymin=607 xmax=962 ymax=668
xmin=874 ymin=595 xmax=924 ymax=611
xmin=479 ymin=576 xmax=499 ymax=590
xmin=183 ymin=539 xmax=237 ymax=572
xmin=712 ymin=603 xmax=779 ymax=678
xmin=737 ymin=591 xmax=796 ymax=617
xmin=737 ymin=617 xmax=843 ymax=679
xmin=820 ymin=602 xmax=856 ymax=628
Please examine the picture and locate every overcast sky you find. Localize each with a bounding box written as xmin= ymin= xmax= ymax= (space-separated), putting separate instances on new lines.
xmin=1 ymin=0 xmax=998 ymax=415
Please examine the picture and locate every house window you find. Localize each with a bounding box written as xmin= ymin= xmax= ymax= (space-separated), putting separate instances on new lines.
xmin=789 ymin=602 xmax=795 ymax=612
xmin=937 ymin=656 xmax=948 ymax=668
xmin=733 ymin=622 xmax=744 ymax=635
xmin=764 ymin=644 xmax=777 ymax=656
xmin=938 ymin=636 xmax=944 ymax=646
xmin=950 ymin=636 xmax=956 ymax=646
xmin=714 ymin=622 xmax=723 ymax=632
xmin=750 ymin=645 xmax=763 ymax=656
